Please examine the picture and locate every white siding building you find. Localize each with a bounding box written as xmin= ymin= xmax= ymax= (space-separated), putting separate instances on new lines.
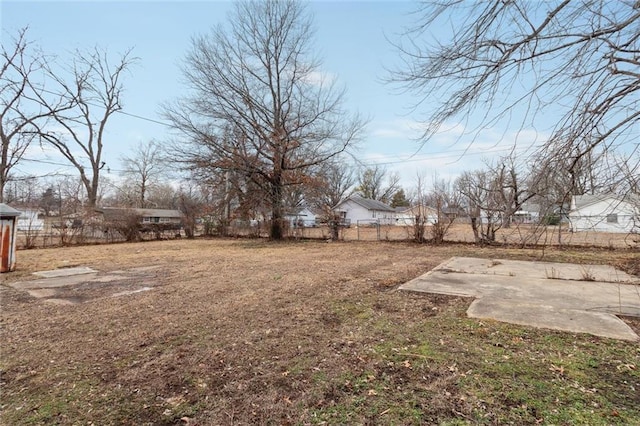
xmin=569 ymin=194 xmax=638 ymax=233
xmin=333 ymin=195 xmax=396 ymax=226
xmin=394 ymin=205 xmax=438 ymax=226
xmin=17 ymin=209 xmax=44 ymax=231
xmin=284 ymin=207 xmax=317 ymax=228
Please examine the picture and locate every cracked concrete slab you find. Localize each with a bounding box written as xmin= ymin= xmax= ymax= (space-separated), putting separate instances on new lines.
xmin=400 ymin=257 xmax=640 ymax=341
xmin=7 ymin=265 xmax=164 ymax=304
xmin=435 ymin=257 xmax=640 ymax=284
xmin=10 ymin=274 xmax=98 ymax=290
xmin=32 ymin=266 xmax=97 ymax=278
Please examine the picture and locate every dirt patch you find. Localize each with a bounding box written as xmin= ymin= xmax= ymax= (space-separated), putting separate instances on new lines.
xmin=1 ymin=239 xmax=639 ymax=425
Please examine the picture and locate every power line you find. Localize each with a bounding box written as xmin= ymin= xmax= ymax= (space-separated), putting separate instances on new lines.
xmin=30 ymin=84 xmax=173 ymax=128
xmin=116 ymin=110 xmax=172 ymax=127
xmin=20 ymin=157 xmax=129 ymax=174
xmin=356 ymin=144 xmax=535 ymax=167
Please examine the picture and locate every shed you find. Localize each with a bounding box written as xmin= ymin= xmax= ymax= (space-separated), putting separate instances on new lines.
xmin=1 ymin=204 xmax=22 ymax=272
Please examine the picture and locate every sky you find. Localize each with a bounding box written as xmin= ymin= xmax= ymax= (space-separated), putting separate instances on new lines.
xmin=2 ymin=0 xmax=546 ymax=191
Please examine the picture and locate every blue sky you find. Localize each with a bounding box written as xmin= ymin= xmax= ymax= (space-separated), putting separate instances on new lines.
xmin=2 ymin=0 xmax=543 ymax=190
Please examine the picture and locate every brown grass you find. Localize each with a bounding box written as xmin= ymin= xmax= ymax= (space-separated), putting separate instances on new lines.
xmin=1 ymin=239 xmax=639 ymax=425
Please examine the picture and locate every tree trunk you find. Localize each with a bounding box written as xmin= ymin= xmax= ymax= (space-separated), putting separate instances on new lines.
xmin=0 ymin=134 xmax=8 ymax=203
xmin=270 ymin=178 xmax=284 ymax=240
xmin=470 ymin=216 xmax=480 ymax=243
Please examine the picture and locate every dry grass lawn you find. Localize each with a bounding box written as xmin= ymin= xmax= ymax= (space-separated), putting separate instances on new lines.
xmin=1 ymin=238 xmax=639 ymax=425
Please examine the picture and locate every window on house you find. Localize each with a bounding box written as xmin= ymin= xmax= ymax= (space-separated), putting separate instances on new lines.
xmin=607 ymin=214 xmax=618 ymax=223
xmin=143 ymin=217 xmax=150 ymax=223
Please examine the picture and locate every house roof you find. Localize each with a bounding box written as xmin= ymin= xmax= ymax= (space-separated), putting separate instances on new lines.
xmin=572 ymin=194 xmax=637 ymax=210
xmin=0 ymin=203 xmax=22 ymax=218
xmin=516 ymin=202 xmax=541 ymax=214
xmin=336 ymin=195 xmax=395 ymax=212
xmin=284 ymin=207 xmax=317 ymax=217
xmin=97 ymin=207 xmax=182 ymax=219
xmin=397 ymin=205 xmax=437 ymax=216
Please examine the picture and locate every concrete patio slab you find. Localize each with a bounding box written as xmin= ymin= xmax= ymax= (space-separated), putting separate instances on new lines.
xmin=468 ymin=299 xmax=638 ymax=341
xmin=400 ymin=257 xmax=640 ymax=341
xmin=8 ymin=265 xmax=164 ymax=304
xmin=33 ymin=266 xmax=97 ymax=278
xmin=10 ymin=274 xmax=99 ymax=290
xmin=433 ymin=257 xmax=640 ymax=284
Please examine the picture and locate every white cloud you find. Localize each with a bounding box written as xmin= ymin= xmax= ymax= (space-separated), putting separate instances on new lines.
xmin=370 ymin=118 xmax=424 ymax=140
xmin=302 ymin=70 xmax=337 ymax=86
xmin=362 ymin=122 xmax=551 ymax=191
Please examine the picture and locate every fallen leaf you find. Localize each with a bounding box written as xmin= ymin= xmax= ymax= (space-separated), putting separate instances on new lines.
xmin=549 ymin=364 xmax=565 ymax=375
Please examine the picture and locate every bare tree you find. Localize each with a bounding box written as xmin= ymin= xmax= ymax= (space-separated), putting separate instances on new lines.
xmin=0 ymin=28 xmax=70 ymax=202
xmin=392 ymin=1 xmax=639 ymax=196
xmin=309 ymin=159 xmax=355 ymax=211
xmin=355 ymin=165 xmax=400 ymax=204
xmin=120 ymin=140 xmax=165 ymax=208
xmin=296 ymin=159 xmax=355 ymax=240
xmin=456 ymin=159 xmax=534 ymax=244
xmin=165 ymin=0 xmax=364 ymax=239
xmin=427 ymin=177 xmax=460 ymax=244
xmin=53 ymin=175 xmax=85 ymax=217
xmin=3 ymin=174 xmax=41 ymax=206
xmin=38 ymin=47 xmax=136 ymax=208
xmin=410 ymin=173 xmax=430 ymax=243
xmin=145 ymin=183 xmax=178 ymax=210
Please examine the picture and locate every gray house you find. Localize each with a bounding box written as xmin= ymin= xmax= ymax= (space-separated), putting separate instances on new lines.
xmin=96 ymin=207 xmax=183 ymax=228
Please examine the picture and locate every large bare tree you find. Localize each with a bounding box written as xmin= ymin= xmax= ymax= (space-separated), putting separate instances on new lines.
xmin=392 ymin=1 xmax=639 ymax=194
xmin=38 ymin=47 xmax=136 ymax=208
xmin=355 ymin=165 xmax=400 ymax=204
xmin=120 ymin=140 xmax=165 ymax=208
xmin=0 ymin=28 xmax=71 ymax=202
xmin=164 ymin=0 xmax=364 ymax=239
xmin=456 ymin=157 xmax=534 ymax=244
xmin=312 ymin=159 xmax=355 ymax=211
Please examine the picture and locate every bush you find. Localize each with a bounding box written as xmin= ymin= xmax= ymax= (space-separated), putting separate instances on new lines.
xmin=104 ymin=213 xmax=142 ymax=242
xmin=542 ymin=214 xmax=561 ymax=226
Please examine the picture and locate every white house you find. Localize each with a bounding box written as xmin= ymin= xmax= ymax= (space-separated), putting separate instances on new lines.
xmin=333 ymin=195 xmax=396 ymax=226
xmin=512 ymin=202 xmax=541 ymax=224
xmin=394 ymin=205 xmax=438 ymax=226
xmin=284 ymin=206 xmax=317 ymax=228
xmin=17 ymin=209 xmax=44 ymax=231
xmin=569 ymin=194 xmax=638 ymax=233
